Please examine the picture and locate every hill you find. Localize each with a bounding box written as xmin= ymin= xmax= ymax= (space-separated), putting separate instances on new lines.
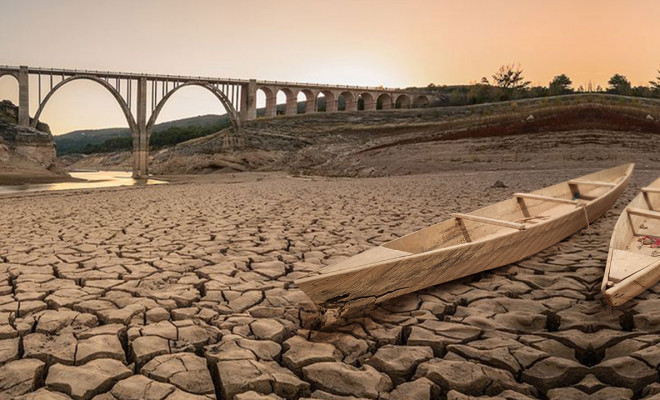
xmin=54 ymin=98 xmax=359 ymax=156
xmin=54 ymin=114 xmax=231 ymax=155
xmin=149 ymin=93 xmax=660 ymax=176
xmin=62 ymin=93 xmax=660 ymax=177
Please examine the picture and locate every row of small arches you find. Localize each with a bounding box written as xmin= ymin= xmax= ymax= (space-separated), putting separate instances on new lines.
xmin=256 ymin=87 xmax=430 ymax=117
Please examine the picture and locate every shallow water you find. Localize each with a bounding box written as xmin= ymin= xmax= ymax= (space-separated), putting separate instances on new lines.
xmin=0 ymin=171 xmax=167 ymax=195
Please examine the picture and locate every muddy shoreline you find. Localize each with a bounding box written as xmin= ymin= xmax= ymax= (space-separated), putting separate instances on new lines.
xmin=0 ymin=173 xmax=82 ymax=186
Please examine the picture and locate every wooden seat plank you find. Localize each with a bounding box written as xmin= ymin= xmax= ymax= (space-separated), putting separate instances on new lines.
xmin=514 ymin=193 xmax=579 ymax=205
xmin=452 ymin=213 xmax=525 ymax=230
xmin=627 ymin=207 xmax=660 ymax=220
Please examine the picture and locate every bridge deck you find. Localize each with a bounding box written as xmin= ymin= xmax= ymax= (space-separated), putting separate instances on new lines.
xmin=0 ymin=65 xmax=405 ymax=92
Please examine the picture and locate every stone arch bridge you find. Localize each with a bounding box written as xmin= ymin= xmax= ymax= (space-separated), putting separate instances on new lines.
xmin=0 ymin=65 xmax=436 ymax=177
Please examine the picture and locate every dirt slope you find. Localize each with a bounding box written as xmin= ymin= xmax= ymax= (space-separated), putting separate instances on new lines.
xmin=144 ymin=94 xmax=660 ymax=177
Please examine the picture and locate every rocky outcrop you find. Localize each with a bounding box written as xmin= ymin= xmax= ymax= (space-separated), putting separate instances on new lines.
xmin=0 ymin=100 xmax=68 ymax=184
xmin=0 ymin=122 xmax=56 ymax=166
xmin=149 ymin=130 xmax=310 ymax=175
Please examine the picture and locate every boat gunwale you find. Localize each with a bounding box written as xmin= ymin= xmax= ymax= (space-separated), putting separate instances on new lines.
xmin=297 ymin=164 xmax=634 ymax=286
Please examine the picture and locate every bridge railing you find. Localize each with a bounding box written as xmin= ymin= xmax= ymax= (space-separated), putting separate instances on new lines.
xmin=254 ymin=79 xmax=400 ymax=92
xmin=0 ymin=65 xmax=409 ymax=93
xmin=0 ymin=65 xmax=249 ymax=84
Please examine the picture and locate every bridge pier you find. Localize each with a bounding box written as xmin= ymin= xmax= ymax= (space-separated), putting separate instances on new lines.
xmin=362 ymin=93 xmax=376 ymax=111
xmin=240 ymin=79 xmax=257 ymax=122
xmin=18 ymin=66 xmax=29 ymax=127
xmin=305 ymin=94 xmax=317 ymax=114
xmin=325 ymin=92 xmax=338 ymax=113
xmin=285 ymin=89 xmax=299 ymax=115
xmin=344 ymin=95 xmax=358 ymax=112
xmin=133 ymin=77 xmax=149 ymax=178
xmin=262 ymin=87 xmax=277 ymax=118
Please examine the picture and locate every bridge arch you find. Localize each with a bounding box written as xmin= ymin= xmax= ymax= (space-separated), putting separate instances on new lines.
xmin=31 ymin=75 xmax=138 ymax=134
xmin=358 ymin=92 xmax=376 ymax=111
xmin=147 ymin=81 xmax=238 ymax=135
xmin=257 ymin=86 xmax=276 ymax=118
xmin=395 ymin=94 xmax=411 ymax=109
xmin=338 ymin=91 xmax=356 ymax=112
xmin=316 ymin=90 xmax=336 ymax=112
xmin=299 ymin=89 xmax=316 ymax=114
xmin=275 ymin=88 xmax=298 ymax=115
xmin=413 ymin=95 xmax=430 ymax=108
xmin=376 ymin=93 xmax=393 ymax=110
xmin=0 ymin=72 xmax=18 ymax=81
xmin=0 ymin=73 xmax=19 ymax=109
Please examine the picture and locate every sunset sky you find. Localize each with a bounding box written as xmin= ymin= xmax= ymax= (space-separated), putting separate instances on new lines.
xmin=1 ymin=0 xmax=660 ymax=134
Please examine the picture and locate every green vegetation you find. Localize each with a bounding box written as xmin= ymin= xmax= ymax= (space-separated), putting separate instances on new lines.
xmin=649 ymin=68 xmax=660 ymax=91
xmin=489 ymin=64 xmax=531 ymax=90
xmin=80 ymin=136 xmax=132 ymax=154
xmin=150 ymin=122 xmax=230 ymax=148
xmin=55 ymin=114 xmax=230 ymax=156
xmin=607 ymin=74 xmax=631 ymax=95
xmin=426 ymin=64 xmax=660 ymax=106
xmin=58 ymin=121 xmax=229 ymax=155
xmin=549 ymin=74 xmax=573 ymax=95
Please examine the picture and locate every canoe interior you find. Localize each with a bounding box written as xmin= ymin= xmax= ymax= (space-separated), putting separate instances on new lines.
xmin=323 ymin=164 xmax=633 ymax=276
xmin=384 ymin=164 xmax=632 ymax=254
xmin=606 ymin=177 xmax=660 ymax=284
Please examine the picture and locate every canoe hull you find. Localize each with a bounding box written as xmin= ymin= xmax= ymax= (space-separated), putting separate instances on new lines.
xmin=603 ymin=177 xmax=660 ymax=306
xmin=297 ymin=165 xmax=633 ymax=316
xmin=603 ymin=256 xmax=660 ymax=306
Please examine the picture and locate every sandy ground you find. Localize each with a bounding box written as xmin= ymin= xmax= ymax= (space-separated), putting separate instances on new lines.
xmin=2 ymin=167 xmax=660 ymax=400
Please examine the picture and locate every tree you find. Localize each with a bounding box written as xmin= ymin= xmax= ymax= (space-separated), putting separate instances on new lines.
xmin=467 ymin=82 xmax=496 ymax=104
xmin=528 ymin=86 xmax=548 ymax=98
xmin=607 ymin=74 xmax=631 ymax=95
xmin=632 ymin=85 xmax=652 ymax=98
xmin=649 ymin=68 xmax=660 ymax=95
xmin=548 ymin=74 xmax=573 ymax=95
xmin=491 ymin=64 xmax=531 ymax=90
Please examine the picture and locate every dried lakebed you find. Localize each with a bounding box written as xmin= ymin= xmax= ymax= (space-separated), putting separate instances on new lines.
xmin=2 ymin=169 xmax=660 ymax=400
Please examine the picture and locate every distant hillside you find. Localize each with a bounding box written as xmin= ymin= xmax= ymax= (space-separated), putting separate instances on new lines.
xmin=54 ymin=92 xmax=435 ymax=156
xmin=54 ymin=114 xmax=231 ymax=155
xmin=54 ymin=99 xmax=322 ymax=156
xmin=149 ymin=93 xmax=660 ymax=177
xmin=63 ymin=93 xmax=660 ymax=176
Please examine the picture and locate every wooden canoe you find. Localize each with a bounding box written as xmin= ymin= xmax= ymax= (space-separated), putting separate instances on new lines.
xmin=602 ymin=177 xmax=660 ymax=306
xmin=296 ymin=164 xmax=634 ymax=322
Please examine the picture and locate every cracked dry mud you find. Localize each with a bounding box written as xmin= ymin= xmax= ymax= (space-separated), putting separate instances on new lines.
xmin=2 ymin=168 xmax=660 ymax=400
